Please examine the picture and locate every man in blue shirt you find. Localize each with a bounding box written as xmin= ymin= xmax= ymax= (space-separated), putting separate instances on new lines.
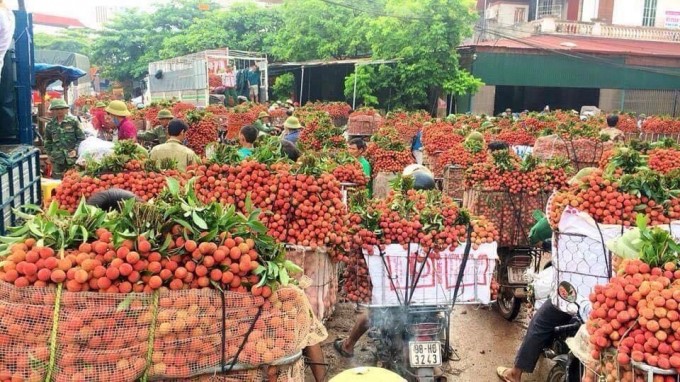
xmin=238 ymin=125 xmax=258 ymax=159
xmin=247 ymin=63 xmax=261 ymax=103
xmin=411 ymin=125 xmax=424 ymax=165
xmin=282 ymin=116 xmax=303 ymax=145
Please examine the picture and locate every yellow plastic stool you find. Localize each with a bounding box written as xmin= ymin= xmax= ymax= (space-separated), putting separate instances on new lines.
xmin=41 ymin=178 xmax=62 ymax=208
xmin=330 ymin=367 xmax=406 ymax=382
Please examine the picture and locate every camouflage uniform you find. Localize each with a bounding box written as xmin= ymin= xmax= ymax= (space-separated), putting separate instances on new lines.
xmin=137 ymin=125 xmax=167 ymax=149
xmin=44 ymin=116 xmax=85 ymax=178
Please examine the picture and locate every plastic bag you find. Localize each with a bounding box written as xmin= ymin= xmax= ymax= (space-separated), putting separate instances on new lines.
xmin=77 ymin=137 xmax=115 ymax=165
xmin=529 ymin=210 xmax=552 ymax=244
xmin=529 ymin=266 xmax=554 ymax=311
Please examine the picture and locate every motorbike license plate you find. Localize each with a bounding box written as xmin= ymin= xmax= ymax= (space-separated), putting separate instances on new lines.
xmin=409 ymin=341 xmax=442 ymax=367
xmin=508 ymin=266 xmax=527 ymax=284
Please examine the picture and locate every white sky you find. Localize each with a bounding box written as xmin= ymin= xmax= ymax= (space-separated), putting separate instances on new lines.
xmin=4 ymin=0 xmax=165 ymax=27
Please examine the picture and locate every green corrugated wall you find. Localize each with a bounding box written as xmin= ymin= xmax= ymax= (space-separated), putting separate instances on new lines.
xmin=471 ymin=52 xmax=680 ymax=90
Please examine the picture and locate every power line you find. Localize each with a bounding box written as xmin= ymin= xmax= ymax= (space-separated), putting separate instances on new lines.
xmin=316 ymin=0 xmax=433 ymax=22
xmin=473 ymin=25 xmax=680 ymax=79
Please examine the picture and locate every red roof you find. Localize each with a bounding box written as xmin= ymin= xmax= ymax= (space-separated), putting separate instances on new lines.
xmin=32 ymin=13 xmax=85 ymax=28
xmin=468 ymin=35 xmax=680 ymax=58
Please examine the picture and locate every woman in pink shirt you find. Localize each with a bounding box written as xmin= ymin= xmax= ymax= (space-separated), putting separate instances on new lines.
xmin=105 ymin=100 xmax=137 ymax=141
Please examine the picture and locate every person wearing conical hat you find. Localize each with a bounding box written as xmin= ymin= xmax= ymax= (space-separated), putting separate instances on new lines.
xmin=105 ymin=100 xmax=136 ymax=141
xmin=91 ymin=101 xmax=110 ymax=139
xmin=252 ymin=111 xmax=274 ymax=135
xmin=138 ymin=109 xmax=173 ymax=149
xmin=45 ymin=99 xmax=85 ymax=178
xmin=281 ymin=116 xmax=303 ymax=145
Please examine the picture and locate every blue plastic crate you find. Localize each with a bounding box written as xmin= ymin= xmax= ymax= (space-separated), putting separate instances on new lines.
xmin=0 ymin=146 xmax=41 ymax=234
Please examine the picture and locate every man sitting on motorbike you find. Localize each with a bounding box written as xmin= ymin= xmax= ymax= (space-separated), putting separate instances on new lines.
xmin=497 ymin=168 xmax=597 ymax=382
xmin=334 ymin=165 xmax=436 ymax=358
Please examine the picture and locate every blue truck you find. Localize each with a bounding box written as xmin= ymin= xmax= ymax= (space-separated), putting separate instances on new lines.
xmin=0 ymin=8 xmax=41 ymax=234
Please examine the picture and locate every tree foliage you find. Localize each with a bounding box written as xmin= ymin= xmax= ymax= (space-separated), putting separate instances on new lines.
xmin=160 ymin=2 xmax=280 ymax=59
xmin=272 ymin=73 xmax=295 ymax=101
xmin=357 ymin=0 xmax=479 ymax=109
xmin=89 ymin=0 xmax=221 ymax=86
xmin=269 ymin=0 xmax=375 ymax=61
xmin=34 ymin=29 xmax=95 ymax=56
xmin=343 ymin=66 xmax=378 ymax=107
xmin=84 ymin=0 xmax=480 ymax=107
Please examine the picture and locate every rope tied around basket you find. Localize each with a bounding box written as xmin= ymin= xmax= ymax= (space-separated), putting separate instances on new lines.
xmin=140 ymin=290 xmax=160 ymax=382
xmin=45 ymin=248 xmax=66 ymax=382
xmin=45 ymin=282 xmax=63 ymax=382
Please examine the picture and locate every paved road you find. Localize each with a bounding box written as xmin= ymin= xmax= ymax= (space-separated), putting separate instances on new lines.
xmin=316 ymin=303 xmax=553 ymax=381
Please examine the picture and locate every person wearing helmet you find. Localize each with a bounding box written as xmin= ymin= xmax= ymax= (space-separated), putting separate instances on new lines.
xmin=403 ymin=164 xmax=435 ymax=190
xmin=44 ymin=99 xmax=85 ymax=178
xmin=105 ymin=100 xmax=137 ymax=141
xmin=86 ymin=188 xmax=141 ymax=212
xmin=138 ymin=109 xmax=173 ymax=148
xmin=282 ymin=116 xmax=303 ymax=145
xmin=252 ymin=111 xmax=274 ymax=135
xmin=90 ymin=102 xmax=111 ymax=140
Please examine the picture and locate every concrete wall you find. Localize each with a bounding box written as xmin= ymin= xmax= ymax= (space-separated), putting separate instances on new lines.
xmin=600 ymin=88 xmax=680 ymax=115
xmin=656 ymin=0 xmax=680 ymax=28
xmin=612 ymin=0 xmax=644 ymax=25
xmin=612 ymin=0 xmax=679 ymax=27
xmin=581 ymin=0 xmax=600 ymax=21
xmin=487 ymin=2 xmax=530 ymax=25
xmin=471 ymin=85 xmax=496 ymax=115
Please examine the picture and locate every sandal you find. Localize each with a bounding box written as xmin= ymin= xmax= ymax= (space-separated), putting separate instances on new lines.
xmin=496 ymin=367 xmax=513 ymax=382
xmin=333 ymin=338 xmax=354 ymax=358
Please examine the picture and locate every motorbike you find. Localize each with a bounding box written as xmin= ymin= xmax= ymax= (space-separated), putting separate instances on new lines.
xmin=495 ymin=246 xmax=543 ymax=321
xmin=370 ymin=305 xmax=450 ymax=382
xmin=544 ymin=281 xmax=584 ymax=382
xmin=367 ymin=228 xmax=474 ymax=382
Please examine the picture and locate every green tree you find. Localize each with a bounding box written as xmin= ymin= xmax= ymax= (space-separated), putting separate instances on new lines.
xmin=343 ymin=66 xmax=378 ymax=107
xmin=90 ymin=10 xmax=153 ymax=87
xmin=160 ymin=2 xmax=280 ymax=59
xmin=34 ymin=29 xmax=95 ymax=56
xmin=269 ymin=0 xmax=377 ymax=61
xmin=90 ymin=0 xmax=219 ymax=88
xmin=272 ymin=72 xmax=295 ymax=101
xmin=345 ymin=0 xmax=480 ymax=110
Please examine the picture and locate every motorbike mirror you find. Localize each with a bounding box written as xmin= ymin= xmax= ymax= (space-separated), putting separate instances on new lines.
xmin=558 ymin=281 xmax=577 ymax=303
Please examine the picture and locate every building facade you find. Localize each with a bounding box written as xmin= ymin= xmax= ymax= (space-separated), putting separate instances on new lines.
xmin=465 ymin=0 xmax=680 ymax=115
xmin=479 ymin=0 xmax=680 ymax=26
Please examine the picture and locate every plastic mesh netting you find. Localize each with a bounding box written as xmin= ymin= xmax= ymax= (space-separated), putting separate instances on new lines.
xmin=442 ymin=166 xmax=464 ymax=201
xmin=0 ymin=282 xmax=326 ymax=381
xmin=287 ymin=246 xmax=338 ymax=322
xmin=533 ymin=135 xmax=614 ymax=171
xmin=463 ymin=189 xmax=549 ymax=247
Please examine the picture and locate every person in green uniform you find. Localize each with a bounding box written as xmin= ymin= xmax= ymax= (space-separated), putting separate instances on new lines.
xmin=252 ymin=111 xmax=274 ymax=135
xmin=44 ymin=99 xmax=85 ymax=179
xmin=348 ymin=138 xmax=371 ymax=178
xmin=237 ymin=125 xmax=258 ymax=159
xmin=348 ymin=138 xmax=372 ymax=198
xmin=138 ymin=109 xmax=173 ymax=149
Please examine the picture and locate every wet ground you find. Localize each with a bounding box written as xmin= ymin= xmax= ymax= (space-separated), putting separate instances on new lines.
xmin=307 ymin=303 xmax=553 ymax=382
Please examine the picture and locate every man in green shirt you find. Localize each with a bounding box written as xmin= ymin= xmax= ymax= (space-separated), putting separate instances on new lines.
xmin=238 ymin=125 xmax=258 ymax=159
xmin=348 ymin=138 xmax=371 ymax=179
xmin=252 ymin=111 xmax=274 ymax=135
xmin=348 ymin=138 xmax=372 ymax=197
xmin=45 ymin=99 xmax=85 ymax=178
xmin=138 ymin=109 xmax=173 ymax=149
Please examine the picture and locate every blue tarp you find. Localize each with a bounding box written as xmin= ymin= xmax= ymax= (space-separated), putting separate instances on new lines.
xmin=34 ymin=63 xmax=86 ymax=83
